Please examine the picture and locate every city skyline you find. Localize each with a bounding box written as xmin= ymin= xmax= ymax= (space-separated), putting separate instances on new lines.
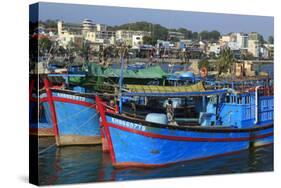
xmin=33 ymin=2 xmax=274 ymax=39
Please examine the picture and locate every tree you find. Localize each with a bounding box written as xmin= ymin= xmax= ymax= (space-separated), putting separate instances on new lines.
xmin=209 ymin=30 xmax=221 ymax=41
xmin=258 ymin=35 xmax=265 ymax=45
xmin=177 ymin=28 xmax=192 ymax=39
xmin=268 ymin=36 xmax=274 ymax=44
xmin=216 ymin=47 xmax=235 ymax=76
xmin=199 ymin=30 xmax=209 ymax=40
xmin=199 ymin=30 xmax=221 ymax=41
xmin=38 ymin=37 xmax=52 ymax=56
xmin=170 ymin=37 xmax=180 ymax=43
xmin=198 ymin=59 xmax=211 ymax=70
xmin=142 ymin=36 xmax=153 ymax=45
xmin=192 ymin=32 xmax=199 ymax=40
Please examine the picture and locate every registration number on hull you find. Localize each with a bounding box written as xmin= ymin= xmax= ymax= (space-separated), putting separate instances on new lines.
xmin=110 ymin=117 xmax=146 ymax=131
xmin=56 ymin=93 xmax=86 ymax=102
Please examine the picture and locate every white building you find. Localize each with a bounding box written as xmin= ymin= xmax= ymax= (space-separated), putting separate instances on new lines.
xmin=115 ymin=30 xmax=151 ymax=46
xmin=228 ymin=41 xmax=240 ymax=50
xmin=95 ymin=24 xmax=107 ymax=32
xmin=168 ymin=31 xmax=185 ymax=41
xmin=260 ymin=45 xmax=269 ymax=59
xmin=82 ymin=19 xmax=94 ymax=35
xmin=132 ymin=35 xmax=143 ymax=47
xmin=85 ymin=31 xmax=116 ymax=45
xmin=220 ymin=35 xmax=231 ymax=45
xmin=208 ymin=43 xmax=221 ymax=56
xmin=57 ymin=21 xmax=83 ymax=48
xmin=220 ymin=32 xmax=248 ymax=50
xmin=235 ymin=33 xmax=248 ymax=49
xmin=248 ymin=39 xmax=260 ymax=57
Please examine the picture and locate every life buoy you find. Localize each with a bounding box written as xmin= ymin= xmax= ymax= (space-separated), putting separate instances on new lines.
xmin=200 ymin=67 xmax=208 ymax=78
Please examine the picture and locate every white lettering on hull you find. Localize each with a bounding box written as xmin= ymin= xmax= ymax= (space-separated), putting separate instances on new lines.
xmin=111 ymin=117 xmax=146 ymax=131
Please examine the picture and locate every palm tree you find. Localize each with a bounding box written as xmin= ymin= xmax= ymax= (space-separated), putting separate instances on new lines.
xmin=216 ymin=47 xmax=235 ymax=76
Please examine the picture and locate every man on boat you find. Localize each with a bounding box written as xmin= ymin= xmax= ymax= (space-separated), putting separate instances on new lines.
xmin=131 ymin=100 xmax=137 ymax=117
xmin=166 ymin=99 xmax=177 ymax=125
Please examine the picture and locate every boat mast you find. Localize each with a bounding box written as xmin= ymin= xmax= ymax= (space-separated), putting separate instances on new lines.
xmin=118 ymin=46 xmax=126 ymax=113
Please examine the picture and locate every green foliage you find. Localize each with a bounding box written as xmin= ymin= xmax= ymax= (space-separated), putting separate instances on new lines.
xmin=199 ymin=30 xmax=221 ymax=41
xmin=170 ymin=37 xmax=180 ymax=43
xmin=38 ymin=37 xmax=52 ymax=55
xmin=191 ymin=32 xmax=199 ymax=40
xmin=199 ymin=30 xmax=209 ymax=40
xmin=258 ymin=35 xmax=265 ymax=45
xmin=142 ymin=36 xmax=153 ymax=45
xmin=198 ymin=59 xmax=211 ymax=70
xmin=216 ymin=47 xmax=235 ymax=76
xmin=177 ymin=28 xmax=193 ymax=39
xmin=109 ymin=22 xmax=168 ymax=45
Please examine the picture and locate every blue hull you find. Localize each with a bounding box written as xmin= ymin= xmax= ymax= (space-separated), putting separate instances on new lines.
xmin=41 ymin=91 xmax=101 ymax=146
xmin=103 ymin=113 xmax=273 ymax=168
xmin=29 ymin=98 xmax=54 ymax=136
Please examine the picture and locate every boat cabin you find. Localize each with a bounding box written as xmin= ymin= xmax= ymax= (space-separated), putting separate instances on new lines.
xmin=201 ymin=88 xmax=274 ymax=128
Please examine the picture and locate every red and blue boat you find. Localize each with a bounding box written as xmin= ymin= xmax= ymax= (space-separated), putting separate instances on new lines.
xmin=96 ymin=85 xmax=273 ymax=168
xmin=29 ymin=78 xmax=54 ymax=137
xmin=40 ymin=78 xmax=101 ymax=146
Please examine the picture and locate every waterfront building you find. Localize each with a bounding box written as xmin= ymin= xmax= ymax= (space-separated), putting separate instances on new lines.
xmin=260 ymin=45 xmax=270 ymax=59
xmin=264 ymin=44 xmax=274 ymax=59
xmin=82 ymin=19 xmax=94 ymax=35
xmin=95 ymin=24 xmax=107 ymax=32
xmin=220 ymin=35 xmax=231 ymax=45
xmin=115 ymin=30 xmax=151 ymax=46
xmin=236 ymin=33 xmax=248 ymax=49
xmin=235 ymin=61 xmax=256 ymax=77
xmin=248 ymin=32 xmax=259 ymax=40
xmin=248 ymin=39 xmax=260 ymax=57
xmin=168 ymin=31 xmax=185 ymax=41
xmin=57 ymin=20 xmax=83 ymax=48
xmin=85 ymin=30 xmax=116 ymax=45
xmin=207 ymin=43 xmax=221 ymax=56
xmin=132 ymin=35 xmax=144 ymax=47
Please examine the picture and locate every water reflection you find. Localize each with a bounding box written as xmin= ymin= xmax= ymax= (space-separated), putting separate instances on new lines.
xmin=37 ymin=137 xmax=273 ymax=185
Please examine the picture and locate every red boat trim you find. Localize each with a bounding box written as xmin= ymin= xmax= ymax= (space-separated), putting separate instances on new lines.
xmin=96 ymin=96 xmax=116 ymax=163
xmin=29 ymin=79 xmax=38 ymax=102
xmin=112 ymin=143 xmax=273 ymax=168
xmin=104 ymin=122 xmax=116 ymax=162
xmin=40 ymin=97 xmax=96 ymax=109
xmin=43 ymin=79 xmax=60 ymax=143
xmin=107 ymin=122 xmax=273 ymax=142
xmin=106 ymin=112 xmax=273 ymax=133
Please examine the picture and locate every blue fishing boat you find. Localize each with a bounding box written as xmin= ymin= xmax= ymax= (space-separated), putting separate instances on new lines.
xmin=29 ymin=78 xmax=54 ymax=137
xmin=96 ymin=85 xmax=273 ymax=168
xmin=40 ymin=78 xmax=101 ymax=146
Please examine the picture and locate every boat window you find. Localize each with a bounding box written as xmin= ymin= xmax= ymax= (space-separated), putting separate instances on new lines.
xmin=237 ymin=96 xmax=242 ymax=104
xmin=245 ymin=96 xmax=248 ymax=104
xmin=225 ymin=96 xmax=230 ymax=103
xmin=231 ymin=96 xmax=235 ymax=103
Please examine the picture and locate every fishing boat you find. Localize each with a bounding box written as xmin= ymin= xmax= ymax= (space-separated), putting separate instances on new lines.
xmin=29 ymin=78 xmax=54 ymax=137
xmin=96 ymin=84 xmax=273 ymax=168
xmin=40 ymin=78 xmax=102 ymax=146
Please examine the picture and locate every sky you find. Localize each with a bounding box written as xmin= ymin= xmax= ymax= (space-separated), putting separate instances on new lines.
xmin=31 ymin=2 xmax=274 ymax=39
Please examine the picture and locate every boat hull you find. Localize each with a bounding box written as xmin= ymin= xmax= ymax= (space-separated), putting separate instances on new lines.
xmin=29 ymin=123 xmax=54 ymax=137
xmin=41 ymin=91 xmax=101 ymax=146
xmin=29 ymin=98 xmax=54 ymax=137
xmin=103 ymin=113 xmax=273 ymax=168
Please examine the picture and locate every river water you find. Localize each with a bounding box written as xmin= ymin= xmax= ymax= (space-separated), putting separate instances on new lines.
xmin=37 ymin=137 xmax=273 ymax=185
